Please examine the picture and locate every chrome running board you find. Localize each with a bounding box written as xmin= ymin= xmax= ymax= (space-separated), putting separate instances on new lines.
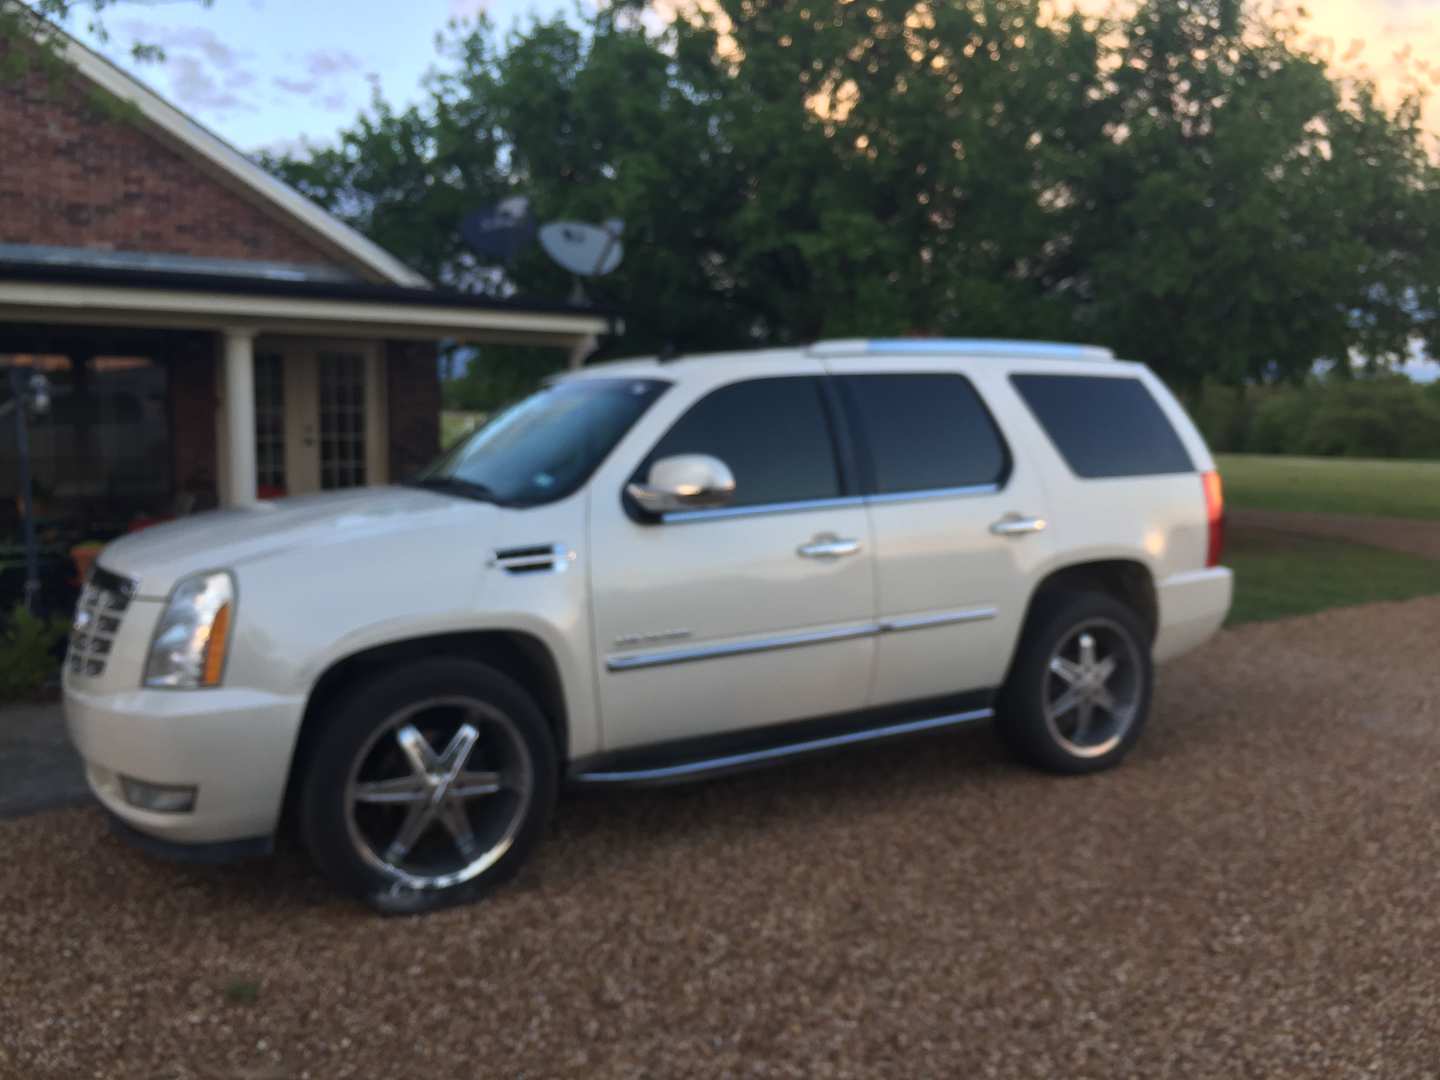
xmin=569 ymin=707 xmax=994 ymax=787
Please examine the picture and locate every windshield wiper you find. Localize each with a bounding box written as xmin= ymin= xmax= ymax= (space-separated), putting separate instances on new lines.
xmin=407 ymin=476 xmax=505 ymax=504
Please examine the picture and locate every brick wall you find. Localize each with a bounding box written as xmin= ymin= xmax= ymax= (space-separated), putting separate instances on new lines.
xmin=385 ymin=341 xmax=441 ymax=481
xmin=0 ymin=59 xmax=346 ymax=268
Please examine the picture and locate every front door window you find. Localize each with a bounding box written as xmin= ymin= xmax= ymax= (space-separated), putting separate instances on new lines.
xmin=253 ymin=352 xmax=286 ymax=497
xmin=318 ymin=351 xmax=367 ymax=490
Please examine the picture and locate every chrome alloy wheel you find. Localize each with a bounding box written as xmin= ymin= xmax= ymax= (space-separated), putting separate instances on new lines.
xmin=343 ymin=696 xmax=534 ymax=891
xmin=1042 ymin=618 xmax=1144 ymax=759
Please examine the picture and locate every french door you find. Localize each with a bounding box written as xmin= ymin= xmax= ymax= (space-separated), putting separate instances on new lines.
xmin=252 ymin=340 xmax=386 ymax=498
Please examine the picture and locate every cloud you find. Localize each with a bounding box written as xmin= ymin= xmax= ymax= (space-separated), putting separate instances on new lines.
xmin=114 ymin=19 xmax=259 ymax=116
xmin=165 ymin=54 xmax=254 ymax=113
xmin=273 ymin=75 xmax=319 ymax=95
xmin=268 ymin=49 xmax=364 ymax=112
xmin=303 ymin=49 xmax=362 ymax=78
xmin=117 ymin=20 xmax=248 ymax=70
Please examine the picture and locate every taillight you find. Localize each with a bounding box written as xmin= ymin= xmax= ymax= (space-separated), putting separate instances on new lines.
xmin=1201 ymin=470 xmax=1225 ymax=567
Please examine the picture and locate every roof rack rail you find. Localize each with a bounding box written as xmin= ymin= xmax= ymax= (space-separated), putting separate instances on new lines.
xmin=808 ymin=338 xmax=1115 ymax=362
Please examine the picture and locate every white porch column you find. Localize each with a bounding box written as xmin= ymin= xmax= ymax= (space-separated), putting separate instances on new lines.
xmin=567 ymin=333 xmax=598 ymax=370
xmin=221 ymin=328 xmax=257 ymax=505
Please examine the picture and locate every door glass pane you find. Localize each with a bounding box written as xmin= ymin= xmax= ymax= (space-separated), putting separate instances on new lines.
xmin=642 ymin=377 xmax=841 ymax=508
xmin=319 ymin=351 xmax=367 ymax=489
xmin=254 ymin=352 xmax=286 ymax=495
xmin=838 ymin=373 xmax=1010 ymax=494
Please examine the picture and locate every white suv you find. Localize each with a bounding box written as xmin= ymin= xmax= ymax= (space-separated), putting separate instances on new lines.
xmin=65 ymin=339 xmax=1231 ymax=913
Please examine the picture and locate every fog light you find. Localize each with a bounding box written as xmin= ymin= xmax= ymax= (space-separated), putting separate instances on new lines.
xmin=119 ymin=776 xmax=197 ymax=814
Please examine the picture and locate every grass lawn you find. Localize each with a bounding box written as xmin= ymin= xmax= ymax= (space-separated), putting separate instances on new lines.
xmin=1217 ymin=454 xmax=1440 ymax=520
xmin=1225 ymin=525 xmax=1440 ymax=625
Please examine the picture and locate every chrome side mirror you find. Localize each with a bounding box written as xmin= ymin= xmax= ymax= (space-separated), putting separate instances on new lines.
xmin=627 ymin=454 xmax=736 ymax=516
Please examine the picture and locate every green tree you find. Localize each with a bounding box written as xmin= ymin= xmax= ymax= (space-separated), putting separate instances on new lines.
xmin=1 ymin=0 xmax=216 ymax=73
xmin=264 ymin=0 xmax=1440 ymax=402
xmin=1072 ymin=0 xmax=1436 ymax=388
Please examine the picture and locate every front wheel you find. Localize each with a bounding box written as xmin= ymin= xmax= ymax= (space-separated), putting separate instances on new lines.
xmin=996 ymin=591 xmax=1153 ymax=775
xmin=300 ymin=658 xmax=557 ymax=914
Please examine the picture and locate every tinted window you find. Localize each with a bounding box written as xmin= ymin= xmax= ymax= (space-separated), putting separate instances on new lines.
xmin=839 ymin=374 xmax=1008 ymax=494
xmin=643 ymin=377 xmax=841 ymax=508
xmin=1011 ymin=374 xmax=1193 ymax=478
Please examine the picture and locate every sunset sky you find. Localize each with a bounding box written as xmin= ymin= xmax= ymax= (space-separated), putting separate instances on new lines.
xmin=51 ymin=0 xmax=1440 ymax=154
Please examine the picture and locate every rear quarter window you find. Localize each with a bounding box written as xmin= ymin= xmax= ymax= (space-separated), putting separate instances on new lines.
xmin=1010 ymin=374 xmax=1194 ymax=479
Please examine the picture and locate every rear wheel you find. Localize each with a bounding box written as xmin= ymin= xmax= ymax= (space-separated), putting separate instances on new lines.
xmin=997 ymin=591 xmax=1152 ymax=774
xmin=300 ymin=658 xmax=556 ymax=914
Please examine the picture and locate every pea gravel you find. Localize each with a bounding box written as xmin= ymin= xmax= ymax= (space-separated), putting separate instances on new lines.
xmin=5 ymin=596 xmax=1440 ymax=1079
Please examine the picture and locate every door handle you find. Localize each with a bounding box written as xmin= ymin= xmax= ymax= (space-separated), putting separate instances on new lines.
xmin=990 ymin=514 xmax=1047 ymax=538
xmin=797 ymin=534 xmax=862 ymax=559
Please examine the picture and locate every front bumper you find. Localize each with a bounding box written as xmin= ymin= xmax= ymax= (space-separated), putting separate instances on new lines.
xmin=1153 ymin=566 xmax=1233 ymax=663
xmin=64 ymin=682 xmax=305 ymax=847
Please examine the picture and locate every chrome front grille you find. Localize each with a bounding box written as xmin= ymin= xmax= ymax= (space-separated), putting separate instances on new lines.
xmin=68 ymin=567 xmax=135 ymax=679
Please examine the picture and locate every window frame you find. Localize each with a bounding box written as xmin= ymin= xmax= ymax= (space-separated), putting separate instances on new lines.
xmin=625 ymin=374 xmax=860 ymax=525
xmin=835 ymin=371 xmax=1013 ymax=501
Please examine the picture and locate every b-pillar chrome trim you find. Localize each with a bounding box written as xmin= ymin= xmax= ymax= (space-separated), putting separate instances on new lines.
xmin=604 ymin=606 xmax=998 ymax=673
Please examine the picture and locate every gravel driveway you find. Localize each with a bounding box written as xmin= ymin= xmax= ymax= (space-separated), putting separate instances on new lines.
xmin=5 ymin=597 xmax=1440 ymax=1079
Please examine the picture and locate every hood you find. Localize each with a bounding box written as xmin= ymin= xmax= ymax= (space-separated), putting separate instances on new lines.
xmin=100 ymin=486 xmax=494 ymax=597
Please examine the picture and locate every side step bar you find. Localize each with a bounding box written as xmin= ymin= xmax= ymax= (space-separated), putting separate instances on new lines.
xmin=568 ymin=707 xmax=994 ymax=787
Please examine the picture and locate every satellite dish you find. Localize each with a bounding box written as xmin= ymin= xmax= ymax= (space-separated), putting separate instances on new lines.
xmin=538 ymin=219 xmax=624 ymax=277
xmin=460 ymin=195 xmax=536 ymax=263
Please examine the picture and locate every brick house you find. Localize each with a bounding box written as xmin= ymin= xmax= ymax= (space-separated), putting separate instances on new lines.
xmin=0 ymin=31 xmax=613 ymax=607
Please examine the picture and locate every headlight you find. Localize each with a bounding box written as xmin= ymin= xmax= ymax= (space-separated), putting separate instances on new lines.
xmin=143 ymin=571 xmax=235 ymax=689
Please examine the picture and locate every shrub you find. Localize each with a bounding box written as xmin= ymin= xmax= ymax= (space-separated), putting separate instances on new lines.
xmin=0 ymin=604 xmax=70 ymax=703
xmin=1181 ymin=374 xmax=1440 ymax=460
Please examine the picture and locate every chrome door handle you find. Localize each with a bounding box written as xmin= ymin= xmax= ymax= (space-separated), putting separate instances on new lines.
xmin=990 ymin=514 xmax=1047 ymax=537
xmin=797 ymin=534 xmax=862 ymax=559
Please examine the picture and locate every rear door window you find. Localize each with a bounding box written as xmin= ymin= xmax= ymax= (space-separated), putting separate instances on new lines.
xmin=1010 ymin=374 xmax=1193 ymax=478
xmin=641 ymin=376 xmax=843 ymax=508
xmin=837 ymin=373 xmax=1009 ymax=495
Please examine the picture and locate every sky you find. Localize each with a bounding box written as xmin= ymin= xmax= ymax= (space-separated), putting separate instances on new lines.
xmin=40 ymin=0 xmax=1440 ymax=378
xmin=51 ymin=0 xmax=1440 ymax=157
xmin=58 ymin=0 xmax=567 ymax=155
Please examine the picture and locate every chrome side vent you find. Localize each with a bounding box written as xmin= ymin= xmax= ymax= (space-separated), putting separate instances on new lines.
xmin=490 ymin=544 xmax=576 ymax=575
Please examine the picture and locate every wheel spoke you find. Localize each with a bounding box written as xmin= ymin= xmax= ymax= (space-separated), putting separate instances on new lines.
xmin=1049 ymin=686 xmax=1082 ymax=718
xmin=1049 ymin=657 xmax=1083 ymax=685
xmin=1077 ymin=632 xmax=1098 ymax=671
xmin=1093 ymin=655 xmax=1118 ymax=686
xmin=395 ymin=724 xmax=439 ymax=777
xmin=449 ymin=769 xmax=503 ymax=799
xmin=1070 ymin=699 xmax=1095 ymax=744
xmin=438 ymin=723 xmax=480 ymax=778
xmin=438 ymin=798 xmax=479 ymax=860
xmin=354 ymin=775 xmax=430 ymax=804
xmin=1092 ymin=685 xmax=1117 ymax=714
xmin=384 ymin=800 xmax=438 ymax=862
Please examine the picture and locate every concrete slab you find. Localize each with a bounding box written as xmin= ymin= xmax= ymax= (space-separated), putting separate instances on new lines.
xmin=0 ymin=702 xmax=89 ymax=818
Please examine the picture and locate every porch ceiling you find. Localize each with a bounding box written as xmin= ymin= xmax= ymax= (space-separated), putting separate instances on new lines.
xmin=0 ymin=266 xmax=617 ymax=347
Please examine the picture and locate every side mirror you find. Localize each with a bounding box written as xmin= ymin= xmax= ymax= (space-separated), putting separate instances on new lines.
xmin=627 ymin=454 xmax=736 ymax=516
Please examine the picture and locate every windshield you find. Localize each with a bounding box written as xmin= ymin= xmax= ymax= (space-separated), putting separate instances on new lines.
xmin=414 ymin=377 xmax=669 ymax=507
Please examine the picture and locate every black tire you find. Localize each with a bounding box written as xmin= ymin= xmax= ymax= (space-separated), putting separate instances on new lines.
xmin=996 ymin=590 xmax=1153 ymax=775
xmin=300 ymin=657 xmax=557 ymax=915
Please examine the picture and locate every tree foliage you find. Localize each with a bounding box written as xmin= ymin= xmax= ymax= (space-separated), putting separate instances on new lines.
xmin=263 ymin=0 xmax=1440 ymax=403
xmin=1190 ymin=374 xmax=1440 ymax=459
xmin=1 ymin=1 xmax=214 ymax=71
